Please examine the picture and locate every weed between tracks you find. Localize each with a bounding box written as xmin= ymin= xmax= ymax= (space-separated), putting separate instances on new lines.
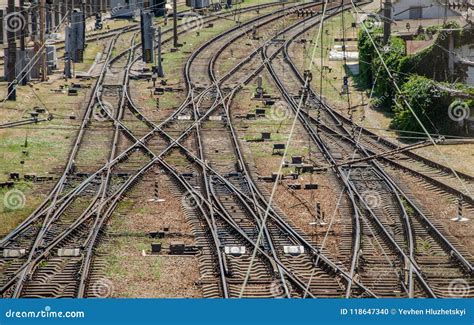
xmin=97 ymin=169 xmax=201 ymax=297
xmin=229 ymin=71 xmax=349 ymax=260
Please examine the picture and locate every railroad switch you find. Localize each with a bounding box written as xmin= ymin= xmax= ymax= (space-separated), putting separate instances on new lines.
xmin=154 ymin=88 xmax=165 ymax=95
xmin=24 ymin=174 xmax=37 ymax=182
xmin=288 ymin=184 xmax=302 ymax=190
xmin=300 ymin=87 xmax=310 ymax=102
xmin=224 ymin=246 xmax=246 ymax=256
xmin=150 ymin=231 xmax=166 ymax=239
xmin=303 ymin=70 xmax=313 ymax=83
xmin=57 ymin=248 xmax=81 ymax=257
xmin=272 ymin=144 xmax=285 ymax=155
xmin=170 ymin=241 xmax=185 ymax=255
xmin=0 ymin=181 xmax=14 ymax=189
xmin=226 ymin=172 xmax=242 ymax=178
xmin=3 ymin=249 xmax=26 ymax=258
xmin=180 ymin=173 xmax=195 ymax=179
xmin=291 ymin=156 xmax=303 ymax=165
xmin=68 ymin=89 xmax=79 ymax=96
xmin=255 ymin=108 xmax=266 ymax=117
xmin=263 ymin=99 xmax=275 ymax=106
xmin=34 ymin=107 xmax=46 ymax=114
xmin=296 ymin=164 xmax=314 ymax=174
xmin=151 ymin=243 xmax=162 ymax=254
xmin=283 ymin=246 xmax=304 ymax=255
xmin=261 ymin=132 xmax=271 ymax=140
xmin=304 ymin=184 xmax=318 ymax=190
xmin=271 ymin=173 xmax=283 ymax=182
xmin=9 ymin=173 xmax=20 ymax=181
xmin=290 ymin=173 xmax=299 ymax=180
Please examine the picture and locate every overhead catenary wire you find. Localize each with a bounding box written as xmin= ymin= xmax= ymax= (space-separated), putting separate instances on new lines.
xmin=239 ymin=0 xmax=344 ymax=298
xmin=350 ymin=0 xmax=473 ymax=199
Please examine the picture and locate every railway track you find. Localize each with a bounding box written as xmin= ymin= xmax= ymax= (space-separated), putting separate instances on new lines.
xmin=0 ymin=2 xmax=295 ymax=298
xmin=119 ymin=1 xmax=379 ymax=298
xmin=261 ymin=2 xmax=473 ymax=298
xmin=1 ymin=1 xmax=472 ymax=299
xmin=75 ymin=1 xmax=376 ymax=298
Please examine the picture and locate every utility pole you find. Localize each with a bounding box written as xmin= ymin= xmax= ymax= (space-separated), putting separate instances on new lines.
xmin=19 ymin=0 xmax=27 ymax=85
xmin=40 ymin=0 xmax=47 ymax=81
xmin=156 ymin=26 xmax=164 ymax=77
xmin=448 ymin=32 xmax=455 ymax=79
xmin=6 ymin=0 xmax=17 ymax=101
xmin=383 ymin=0 xmax=392 ymax=44
xmin=444 ymin=0 xmax=448 ymax=25
xmin=173 ymin=0 xmax=178 ymax=48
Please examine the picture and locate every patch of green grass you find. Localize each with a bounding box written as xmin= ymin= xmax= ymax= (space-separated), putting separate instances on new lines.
xmin=152 ymin=258 xmax=162 ymax=280
xmin=0 ymin=182 xmax=47 ymax=236
xmin=416 ymin=239 xmax=432 ymax=253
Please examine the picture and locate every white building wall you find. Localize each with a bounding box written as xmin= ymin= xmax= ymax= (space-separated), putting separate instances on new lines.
xmin=392 ymin=0 xmax=459 ymax=20
xmin=456 ymin=44 xmax=474 ymax=85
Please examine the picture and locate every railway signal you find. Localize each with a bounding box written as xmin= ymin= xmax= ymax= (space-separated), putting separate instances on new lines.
xmin=141 ymin=10 xmax=155 ymax=63
xmin=341 ymin=76 xmax=349 ymax=94
xmin=152 ymin=0 xmax=167 ymax=17
xmin=95 ymin=12 xmax=103 ymax=30
xmin=451 ymin=197 xmax=469 ymax=222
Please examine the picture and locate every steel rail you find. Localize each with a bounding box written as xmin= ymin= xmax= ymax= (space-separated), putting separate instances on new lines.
xmin=0 ymin=1 xmax=291 ymax=248
xmin=281 ymin=43 xmax=474 ymax=273
xmin=260 ymin=8 xmax=442 ymax=297
xmin=121 ymin=4 xmax=379 ymax=297
xmin=1 ymin=3 xmax=300 ymax=297
xmin=88 ymin=1 xmax=374 ymax=296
